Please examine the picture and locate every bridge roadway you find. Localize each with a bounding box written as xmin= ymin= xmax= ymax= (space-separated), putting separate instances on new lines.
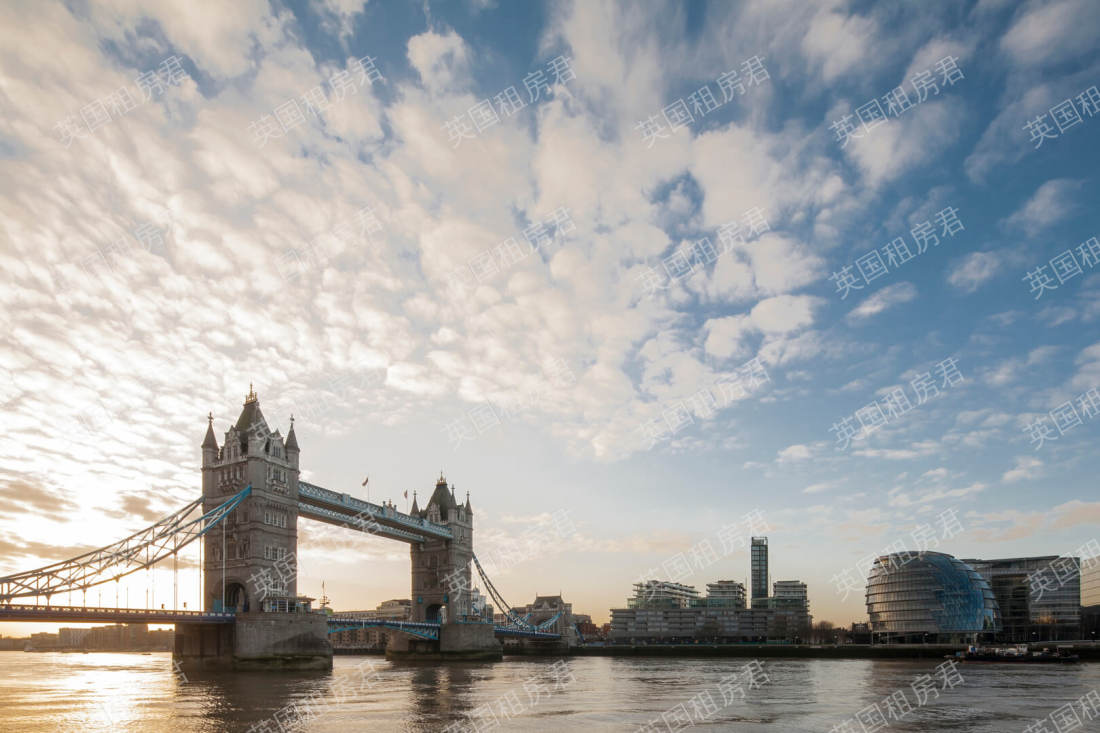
xmin=327 ymin=617 xmax=562 ymax=641
xmin=0 ymin=604 xmax=236 ymax=624
xmin=297 ymin=481 xmax=452 ymax=544
xmin=0 ymin=605 xmax=562 ymax=641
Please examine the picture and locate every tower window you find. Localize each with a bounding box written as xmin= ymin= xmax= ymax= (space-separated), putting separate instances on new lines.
xmin=263 ymin=510 xmax=288 ymax=528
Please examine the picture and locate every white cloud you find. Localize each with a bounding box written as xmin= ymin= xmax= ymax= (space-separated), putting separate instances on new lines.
xmin=846 ymin=98 xmax=965 ymax=186
xmin=847 ymin=282 xmax=917 ymax=321
xmin=1002 ymin=456 xmax=1042 ymax=483
xmin=803 ymin=480 xmax=838 ymax=494
xmin=704 ymin=316 xmax=753 ymax=361
xmin=999 ymin=0 xmax=1100 ymax=69
xmin=801 ymin=8 xmax=879 ymax=83
xmin=703 ymin=295 xmax=821 ymax=361
xmin=407 ymin=29 xmax=470 ymax=95
xmin=777 ymin=444 xmax=812 ymax=462
xmin=852 ymin=441 xmax=938 ymax=460
xmin=1003 ymin=178 xmax=1082 ymax=235
xmin=750 ymin=294 xmax=822 ymax=333
xmin=947 ymin=252 xmax=1001 ymax=293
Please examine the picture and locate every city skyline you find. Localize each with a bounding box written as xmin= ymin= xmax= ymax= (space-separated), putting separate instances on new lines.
xmin=3 ymin=0 xmax=1100 ymax=641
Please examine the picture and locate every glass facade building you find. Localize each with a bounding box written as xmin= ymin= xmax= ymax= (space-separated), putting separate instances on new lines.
xmin=750 ymin=537 xmax=768 ymax=606
xmin=963 ymin=555 xmax=1081 ymax=642
xmin=1082 ymin=555 xmax=1100 ymax=608
xmin=627 ymin=580 xmax=699 ymax=609
xmin=865 ymin=551 xmax=1001 ymax=643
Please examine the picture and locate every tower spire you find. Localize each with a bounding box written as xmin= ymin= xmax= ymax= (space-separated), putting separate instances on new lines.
xmin=202 ymin=412 xmax=218 ymax=450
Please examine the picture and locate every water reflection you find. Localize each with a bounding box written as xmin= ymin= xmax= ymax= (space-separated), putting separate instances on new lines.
xmin=1 ymin=652 xmax=1099 ymax=732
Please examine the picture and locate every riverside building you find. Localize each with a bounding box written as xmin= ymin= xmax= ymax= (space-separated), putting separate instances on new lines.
xmin=610 ymin=542 xmax=809 ymax=643
xmin=750 ymin=537 xmax=769 ymax=607
xmin=962 ymin=555 xmax=1081 ymax=642
xmin=866 ymin=551 xmax=1001 ymax=644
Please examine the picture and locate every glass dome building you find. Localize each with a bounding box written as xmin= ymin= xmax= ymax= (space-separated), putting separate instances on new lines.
xmin=865 ymin=551 xmax=1001 ymax=644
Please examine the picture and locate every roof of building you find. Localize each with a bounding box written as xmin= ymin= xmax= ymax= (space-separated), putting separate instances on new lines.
xmin=533 ymin=594 xmax=564 ymax=604
xmin=284 ymin=420 xmax=299 ymax=451
xmin=427 ymin=474 xmax=457 ymax=517
xmin=202 ymin=414 xmax=218 ymax=449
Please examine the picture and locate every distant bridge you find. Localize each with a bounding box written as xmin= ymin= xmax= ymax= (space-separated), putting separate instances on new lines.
xmin=327 ymin=618 xmax=562 ymax=641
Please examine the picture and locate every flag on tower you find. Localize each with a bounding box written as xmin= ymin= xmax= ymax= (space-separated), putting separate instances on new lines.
xmin=361 ymin=476 xmax=369 ymax=487
xmin=403 ymin=490 xmax=408 ymax=499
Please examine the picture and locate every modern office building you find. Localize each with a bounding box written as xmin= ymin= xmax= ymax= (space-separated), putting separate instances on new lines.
xmin=963 ymin=556 xmax=1081 ymax=642
xmin=771 ymin=580 xmax=808 ymax=609
xmin=1082 ymin=555 xmax=1100 ymax=607
xmin=705 ymin=580 xmax=746 ymax=608
xmin=610 ymin=605 xmax=785 ymax=642
xmin=763 ymin=580 xmax=811 ymax=639
xmin=866 ymin=551 xmax=1001 ymax=644
xmin=1084 ymin=554 xmax=1100 ymax=642
xmin=611 ymin=576 xmax=807 ymax=642
xmin=611 ymin=539 xmax=809 ymax=643
xmin=628 ymin=580 xmax=700 ymax=609
xmin=751 ymin=537 xmax=769 ymax=607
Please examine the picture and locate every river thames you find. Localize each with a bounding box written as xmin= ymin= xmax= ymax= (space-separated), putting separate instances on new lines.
xmin=0 ymin=652 xmax=1097 ymax=731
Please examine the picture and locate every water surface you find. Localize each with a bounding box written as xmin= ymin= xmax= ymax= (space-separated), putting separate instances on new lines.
xmin=0 ymin=652 xmax=1096 ymax=731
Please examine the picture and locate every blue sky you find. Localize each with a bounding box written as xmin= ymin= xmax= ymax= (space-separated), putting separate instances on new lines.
xmin=1 ymin=0 xmax=1099 ymax=633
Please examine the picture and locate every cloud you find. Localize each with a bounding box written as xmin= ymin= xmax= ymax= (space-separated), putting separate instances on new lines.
xmin=888 ymin=481 xmax=986 ymax=507
xmin=777 ymin=443 xmax=812 ymax=462
xmin=803 ymin=480 xmax=838 ymax=494
xmin=407 ymin=29 xmax=471 ymax=95
xmin=0 ymin=476 xmax=78 ymax=516
xmin=852 ymin=441 xmax=939 ymax=460
xmin=947 ymin=251 xmax=1001 ymax=293
xmin=982 ymin=346 xmax=1058 ymax=387
xmin=703 ymin=315 xmax=753 ymax=360
xmin=750 ymin=294 xmax=822 ymax=333
xmin=845 ymin=97 xmax=965 ymax=186
xmin=1002 ymin=456 xmax=1042 ymax=483
xmin=801 ymin=7 xmax=879 ymax=83
xmin=999 ymin=0 xmax=1100 ymax=69
xmin=847 ymin=282 xmax=917 ymax=321
xmin=703 ymin=295 xmax=821 ymax=361
xmin=971 ymin=500 xmax=1100 ymax=542
xmin=1003 ymin=178 xmax=1082 ymax=235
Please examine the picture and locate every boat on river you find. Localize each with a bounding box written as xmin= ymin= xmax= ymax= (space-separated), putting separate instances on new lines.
xmin=947 ymin=644 xmax=1079 ymax=663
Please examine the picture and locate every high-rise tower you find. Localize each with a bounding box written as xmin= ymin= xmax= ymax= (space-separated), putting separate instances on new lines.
xmin=200 ymin=386 xmax=300 ymax=613
xmin=751 ymin=536 xmax=769 ymax=607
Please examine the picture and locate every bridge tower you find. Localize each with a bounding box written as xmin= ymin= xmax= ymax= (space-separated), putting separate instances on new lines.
xmin=200 ymin=386 xmax=300 ymax=613
xmin=408 ymin=474 xmax=474 ymax=623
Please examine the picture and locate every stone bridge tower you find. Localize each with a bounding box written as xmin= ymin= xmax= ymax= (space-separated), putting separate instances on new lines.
xmin=408 ymin=475 xmax=474 ymax=623
xmin=200 ymin=386 xmax=300 ymax=613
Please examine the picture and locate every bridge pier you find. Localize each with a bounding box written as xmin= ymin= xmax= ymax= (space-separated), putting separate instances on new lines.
xmin=174 ymin=613 xmax=332 ymax=671
xmin=385 ymin=622 xmax=502 ymax=662
xmin=174 ymin=622 xmax=234 ymax=668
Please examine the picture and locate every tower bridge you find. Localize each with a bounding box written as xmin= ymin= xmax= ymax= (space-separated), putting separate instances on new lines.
xmin=0 ymin=388 xmax=567 ymax=669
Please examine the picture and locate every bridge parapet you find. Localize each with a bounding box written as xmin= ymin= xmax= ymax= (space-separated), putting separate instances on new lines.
xmin=0 ymin=604 xmax=236 ymax=624
xmin=298 ymin=482 xmax=453 ymax=540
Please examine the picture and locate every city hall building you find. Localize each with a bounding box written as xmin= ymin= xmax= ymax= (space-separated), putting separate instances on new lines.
xmin=865 ymin=552 xmax=1001 ymax=644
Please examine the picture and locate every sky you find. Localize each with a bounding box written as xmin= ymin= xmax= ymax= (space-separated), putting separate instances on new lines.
xmin=1 ymin=0 xmax=1099 ymax=635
